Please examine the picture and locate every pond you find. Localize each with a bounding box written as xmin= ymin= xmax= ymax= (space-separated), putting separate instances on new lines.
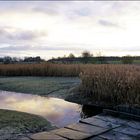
xmin=0 ymin=90 xmax=83 ymax=128
xmin=0 ymin=90 xmax=103 ymax=128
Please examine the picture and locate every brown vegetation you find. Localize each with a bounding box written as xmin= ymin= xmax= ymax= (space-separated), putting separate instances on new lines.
xmin=0 ymin=63 xmax=139 ymax=106
xmin=0 ymin=63 xmax=83 ymax=76
xmin=79 ymin=64 xmax=140 ymax=106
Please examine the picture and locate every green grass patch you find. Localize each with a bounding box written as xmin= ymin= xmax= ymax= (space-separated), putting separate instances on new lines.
xmin=0 ymin=77 xmax=80 ymax=98
xmin=133 ymin=60 xmax=140 ymax=64
xmin=0 ymin=109 xmax=54 ymax=139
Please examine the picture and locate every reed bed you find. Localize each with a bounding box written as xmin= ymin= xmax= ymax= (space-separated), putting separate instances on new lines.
xmin=79 ymin=64 xmax=140 ymax=106
xmin=0 ymin=63 xmax=83 ymax=77
xmin=0 ymin=63 xmax=139 ymax=106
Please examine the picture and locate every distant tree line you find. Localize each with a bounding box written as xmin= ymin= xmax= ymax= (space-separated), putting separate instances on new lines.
xmin=0 ymin=56 xmax=44 ymax=64
xmin=0 ymin=51 xmax=139 ymax=64
xmin=48 ymin=51 xmax=140 ymax=64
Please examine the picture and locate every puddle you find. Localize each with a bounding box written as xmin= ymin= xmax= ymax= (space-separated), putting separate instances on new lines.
xmin=0 ymin=90 xmax=82 ymax=128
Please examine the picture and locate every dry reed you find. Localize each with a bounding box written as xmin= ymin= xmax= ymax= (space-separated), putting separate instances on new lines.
xmin=79 ymin=64 xmax=140 ymax=106
xmin=0 ymin=63 xmax=83 ymax=77
xmin=0 ymin=63 xmax=139 ymax=106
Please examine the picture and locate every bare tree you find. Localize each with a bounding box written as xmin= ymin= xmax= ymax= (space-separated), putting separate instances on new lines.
xmin=68 ymin=53 xmax=75 ymax=58
xmin=82 ymin=50 xmax=92 ymax=58
xmin=81 ymin=50 xmax=92 ymax=63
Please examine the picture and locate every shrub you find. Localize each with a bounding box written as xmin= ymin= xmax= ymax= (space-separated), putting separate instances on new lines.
xmin=122 ymin=56 xmax=134 ymax=64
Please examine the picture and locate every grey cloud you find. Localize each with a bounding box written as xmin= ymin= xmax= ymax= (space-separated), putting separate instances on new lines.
xmin=33 ymin=6 xmax=59 ymax=16
xmin=75 ymin=9 xmax=91 ymax=17
xmin=0 ymin=27 xmax=47 ymax=41
xmin=0 ymin=45 xmax=31 ymax=51
xmin=98 ymin=20 xmax=119 ymax=28
xmin=32 ymin=2 xmax=93 ymax=20
xmin=39 ymin=46 xmax=81 ymax=51
xmin=8 ymin=31 xmax=44 ymax=40
xmin=0 ymin=44 xmax=82 ymax=52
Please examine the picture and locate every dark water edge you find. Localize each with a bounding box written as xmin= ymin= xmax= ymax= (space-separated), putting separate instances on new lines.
xmin=81 ymin=105 xmax=103 ymax=119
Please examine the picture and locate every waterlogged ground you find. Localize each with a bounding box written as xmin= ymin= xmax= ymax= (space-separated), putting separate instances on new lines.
xmin=0 ymin=77 xmax=82 ymax=139
xmin=0 ymin=77 xmax=80 ymax=98
xmin=0 ymin=91 xmax=82 ymax=128
xmin=0 ymin=109 xmax=54 ymax=139
xmin=0 ymin=91 xmax=82 ymax=139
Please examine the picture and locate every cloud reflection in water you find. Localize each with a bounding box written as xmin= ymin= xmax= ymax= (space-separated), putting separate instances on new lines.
xmin=0 ymin=90 xmax=81 ymax=127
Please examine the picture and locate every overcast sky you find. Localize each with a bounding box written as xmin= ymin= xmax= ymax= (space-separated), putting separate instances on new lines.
xmin=0 ymin=1 xmax=140 ymax=59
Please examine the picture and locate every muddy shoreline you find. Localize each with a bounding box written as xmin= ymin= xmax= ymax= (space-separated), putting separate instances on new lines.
xmin=0 ymin=109 xmax=55 ymax=139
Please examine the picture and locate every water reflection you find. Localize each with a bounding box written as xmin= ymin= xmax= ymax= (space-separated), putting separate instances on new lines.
xmin=0 ymin=90 xmax=81 ymax=128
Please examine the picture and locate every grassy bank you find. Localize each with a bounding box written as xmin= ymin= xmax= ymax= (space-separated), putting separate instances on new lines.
xmin=78 ymin=65 xmax=140 ymax=107
xmin=0 ymin=77 xmax=80 ymax=98
xmin=0 ymin=109 xmax=54 ymax=139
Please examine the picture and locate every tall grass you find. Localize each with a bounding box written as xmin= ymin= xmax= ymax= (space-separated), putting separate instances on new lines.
xmin=0 ymin=63 xmax=139 ymax=106
xmin=79 ymin=65 xmax=140 ymax=106
xmin=0 ymin=63 xmax=83 ymax=77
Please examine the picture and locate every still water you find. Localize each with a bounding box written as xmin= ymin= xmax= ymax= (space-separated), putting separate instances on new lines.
xmin=0 ymin=90 xmax=82 ymax=128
